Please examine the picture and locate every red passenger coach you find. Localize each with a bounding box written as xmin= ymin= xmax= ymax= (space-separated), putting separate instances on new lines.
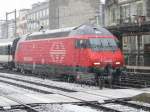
xmin=14 ymin=25 xmax=125 ymax=82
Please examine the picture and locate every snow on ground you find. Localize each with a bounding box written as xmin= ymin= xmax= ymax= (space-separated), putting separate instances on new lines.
xmin=0 ymin=72 xmax=150 ymax=112
xmin=0 ymin=72 xmax=149 ymax=100
xmin=0 ymin=82 xmax=36 ymax=95
xmin=1 ymin=72 xmax=150 ymax=94
xmin=35 ymin=104 xmax=103 ymax=112
xmin=129 ymin=101 xmax=150 ymax=107
xmin=2 ymin=104 xmax=103 ymax=112
xmin=0 ymin=72 xmax=147 ymax=101
xmin=0 ymin=72 xmax=116 ymax=91
xmin=103 ymin=103 xmax=148 ymax=112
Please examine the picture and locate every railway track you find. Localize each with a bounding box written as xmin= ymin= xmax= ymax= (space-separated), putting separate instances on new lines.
xmin=0 ymin=72 xmax=149 ymax=112
xmin=0 ymin=67 xmax=149 ymax=89
xmin=80 ymin=98 xmax=150 ymax=112
xmin=0 ymin=74 xmax=76 ymax=93
xmin=0 ymin=94 xmax=40 ymax=112
xmin=0 ymin=68 xmax=150 ymax=95
xmin=116 ymin=72 xmax=150 ymax=88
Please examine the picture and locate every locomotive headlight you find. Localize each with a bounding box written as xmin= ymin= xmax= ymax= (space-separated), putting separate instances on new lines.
xmin=93 ymin=62 xmax=101 ymax=65
xmin=115 ymin=61 xmax=121 ymax=65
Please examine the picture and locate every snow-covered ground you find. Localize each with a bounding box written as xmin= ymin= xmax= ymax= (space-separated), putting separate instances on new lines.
xmin=0 ymin=72 xmax=101 ymax=91
xmin=0 ymin=72 xmax=150 ymax=112
xmin=35 ymin=104 xmax=103 ymax=112
xmin=103 ymin=103 xmax=148 ymax=112
xmin=129 ymin=101 xmax=150 ymax=107
xmin=0 ymin=104 xmax=103 ymax=112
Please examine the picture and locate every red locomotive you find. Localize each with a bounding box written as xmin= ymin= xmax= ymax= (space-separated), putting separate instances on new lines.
xmin=12 ymin=25 xmax=124 ymax=82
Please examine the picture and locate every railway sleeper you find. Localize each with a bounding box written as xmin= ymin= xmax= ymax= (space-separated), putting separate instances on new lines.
xmin=120 ymin=80 xmax=148 ymax=85
xmin=1 ymin=104 xmax=40 ymax=111
xmin=117 ymin=82 xmax=148 ymax=88
xmin=114 ymin=100 xmax=150 ymax=111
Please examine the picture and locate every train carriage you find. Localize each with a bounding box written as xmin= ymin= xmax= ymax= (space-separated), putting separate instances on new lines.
xmin=0 ymin=38 xmax=14 ymax=68
xmin=13 ymin=25 xmax=125 ymax=82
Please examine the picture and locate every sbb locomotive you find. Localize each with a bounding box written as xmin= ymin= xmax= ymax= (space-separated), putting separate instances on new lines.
xmin=0 ymin=25 xmax=125 ymax=83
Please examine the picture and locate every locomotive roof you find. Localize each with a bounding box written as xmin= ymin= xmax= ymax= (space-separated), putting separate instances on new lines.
xmin=25 ymin=25 xmax=113 ymax=40
xmin=29 ymin=27 xmax=75 ymax=37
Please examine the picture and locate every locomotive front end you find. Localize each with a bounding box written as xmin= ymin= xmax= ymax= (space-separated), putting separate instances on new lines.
xmin=88 ymin=36 xmax=125 ymax=87
xmin=70 ymin=25 xmax=125 ymax=84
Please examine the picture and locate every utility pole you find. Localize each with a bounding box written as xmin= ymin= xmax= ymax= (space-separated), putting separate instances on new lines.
xmin=14 ymin=9 xmax=17 ymax=37
xmin=6 ymin=9 xmax=17 ymax=38
xmin=6 ymin=12 xmax=8 ymax=38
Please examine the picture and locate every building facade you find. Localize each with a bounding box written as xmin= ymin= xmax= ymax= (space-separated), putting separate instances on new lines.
xmin=0 ymin=22 xmax=7 ymax=38
xmin=0 ymin=20 xmax=16 ymax=39
xmin=17 ymin=9 xmax=30 ymax=36
xmin=49 ymin=0 xmax=105 ymax=29
xmin=26 ymin=1 xmax=49 ymax=33
xmin=105 ymin=0 xmax=150 ymax=26
xmin=105 ymin=0 xmax=150 ymax=66
xmin=7 ymin=20 xmax=16 ymax=38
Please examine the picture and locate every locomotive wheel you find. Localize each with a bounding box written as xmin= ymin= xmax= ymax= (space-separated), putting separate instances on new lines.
xmin=63 ymin=74 xmax=75 ymax=83
xmin=21 ymin=68 xmax=26 ymax=74
xmin=98 ymin=77 xmax=104 ymax=89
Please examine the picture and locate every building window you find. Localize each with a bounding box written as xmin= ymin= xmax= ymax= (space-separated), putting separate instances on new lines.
xmin=136 ymin=55 xmax=144 ymax=66
xmin=110 ymin=7 xmax=116 ymax=23
xmin=43 ymin=9 xmax=46 ymax=16
xmin=120 ymin=5 xmax=130 ymax=23
xmin=46 ymin=8 xmax=49 ymax=16
xmin=40 ymin=11 xmax=42 ymax=18
xmin=47 ymin=19 xmax=49 ymax=26
xmin=137 ymin=2 xmax=143 ymax=15
xmin=36 ymin=12 xmax=39 ymax=20
xmin=123 ymin=36 xmax=128 ymax=48
xmin=136 ymin=36 xmax=143 ymax=49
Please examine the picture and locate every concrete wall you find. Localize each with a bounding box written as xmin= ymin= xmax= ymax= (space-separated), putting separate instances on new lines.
xmin=49 ymin=0 xmax=103 ymax=29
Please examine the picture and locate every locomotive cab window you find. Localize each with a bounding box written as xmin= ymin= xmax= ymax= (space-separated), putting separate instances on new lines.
xmin=90 ymin=38 xmax=118 ymax=51
xmin=75 ymin=39 xmax=90 ymax=48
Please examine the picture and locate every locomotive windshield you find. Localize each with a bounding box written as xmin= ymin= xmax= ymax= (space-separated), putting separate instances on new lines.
xmin=89 ymin=38 xmax=118 ymax=51
xmin=75 ymin=38 xmax=118 ymax=51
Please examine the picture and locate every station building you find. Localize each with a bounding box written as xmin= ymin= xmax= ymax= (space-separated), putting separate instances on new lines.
xmin=105 ymin=0 xmax=150 ymax=67
xmin=49 ymin=0 xmax=105 ymax=29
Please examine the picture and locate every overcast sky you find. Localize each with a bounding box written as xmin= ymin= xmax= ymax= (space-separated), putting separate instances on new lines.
xmin=0 ymin=0 xmax=105 ymax=20
xmin=0 ymin=0 xmax=46 ymax=19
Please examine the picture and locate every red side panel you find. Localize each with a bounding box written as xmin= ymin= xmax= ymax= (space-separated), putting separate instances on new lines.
xmin=15 ymin=38 xmax=90 ymax=67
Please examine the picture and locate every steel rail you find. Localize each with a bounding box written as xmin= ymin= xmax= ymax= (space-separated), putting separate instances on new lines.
xmin=0 ymin=95 xmax=40 ymax=112
xmin=114 ymin=100 xmax=150 ymax=112
xmin=0 ymin=74 xmax=124 ymax=112
xmin=0 ymin=75 xmax=76 ymax=92
xmin=0 ymin=79 xmax=53 ymax=94
xmin=0 ymin=72 xmax=149 ymax=112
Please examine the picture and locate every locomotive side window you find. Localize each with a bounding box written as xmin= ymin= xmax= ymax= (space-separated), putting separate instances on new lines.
xmin=75 ymin=39 xmax=90 ymax=48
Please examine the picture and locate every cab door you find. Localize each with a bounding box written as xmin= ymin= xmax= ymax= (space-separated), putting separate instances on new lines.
xmin=74 ymin=39 xmax=90 ymax=67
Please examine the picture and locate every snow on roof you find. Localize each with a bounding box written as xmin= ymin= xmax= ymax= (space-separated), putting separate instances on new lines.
xmin=29 ymin=27 xmax=75 ymax=37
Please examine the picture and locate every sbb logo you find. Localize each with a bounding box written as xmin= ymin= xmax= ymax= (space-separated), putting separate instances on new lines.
xmin=49 ymin=42 xmax=66 ymax=63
